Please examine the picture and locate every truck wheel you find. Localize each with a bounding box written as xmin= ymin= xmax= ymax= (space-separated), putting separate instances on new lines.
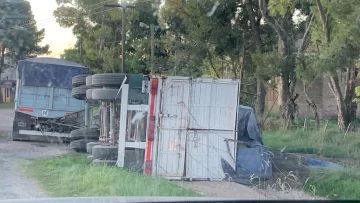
xmin=70 ymin=139 xmax=97 ymax=153
xmin=92 ymin=89 xmax=122 ymax=101
xmin=86 ymin=75 xmax=92 ymax=86
xmin=92 ymin=159 xmax=117 ymax=166
xmin=92 ymin=145 xmax=118 ymax=160
xmin=72 ymin=74 xmax=88 ymax=87
xmin=86 ymin=89 xmax=93 ymax=100
xmin=86 ymin=141 xmax=100 ymax=154
xmin=70 ymin=128 xmax=100 ymax=140
xmin=72 ymin=85 xmax=89 ymax=100
xmin=91 ymin=73 xmax=128 ymax=87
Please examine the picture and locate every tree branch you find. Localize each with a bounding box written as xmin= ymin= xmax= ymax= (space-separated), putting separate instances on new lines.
xmin=298 ymin=13 xmax=314 ymax=54
xmin=315 ymin=0 xmax=330 ymax=42
xmin=207 ymin=49 xmax=221 ymax=78
xmin=258 ymin=0 xmax=286 ymax=41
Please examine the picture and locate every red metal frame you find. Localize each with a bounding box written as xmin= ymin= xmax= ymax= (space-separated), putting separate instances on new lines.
xmin=144 ymin=78 xmax=158 ymax=175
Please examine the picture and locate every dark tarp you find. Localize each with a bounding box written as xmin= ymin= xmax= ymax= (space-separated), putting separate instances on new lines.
xmin=221 ymin=105 xmax=272 ymax=185
xmin=18 ymin=57 xmax=89 ymax=89
xmin=237 ymin=105 xmax=264 ymax=146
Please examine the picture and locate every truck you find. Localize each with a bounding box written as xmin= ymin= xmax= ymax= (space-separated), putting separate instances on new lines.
xmin=12 ymin=57 xmax=89 ymax=141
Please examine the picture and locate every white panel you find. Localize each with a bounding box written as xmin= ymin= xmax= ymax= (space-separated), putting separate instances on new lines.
xmin=19 ymin=130 xmax=70 ymax=138
xmin=156 ymin=129 xmax=187 ymax=177
xmin=188 ymin=80 xmax=239 ymax=130
xmin=186 ymin=130 xmax=236 ymax=180
xmin=156 ymin=78 xmax=189 ymax=177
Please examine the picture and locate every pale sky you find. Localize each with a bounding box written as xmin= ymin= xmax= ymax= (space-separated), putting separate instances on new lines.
xmin=29 ymin=0 xmax=76 ymax=58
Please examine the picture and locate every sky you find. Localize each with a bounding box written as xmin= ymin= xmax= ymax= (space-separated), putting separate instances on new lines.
xmin=29 ymin=0 xmax=76 ymax=58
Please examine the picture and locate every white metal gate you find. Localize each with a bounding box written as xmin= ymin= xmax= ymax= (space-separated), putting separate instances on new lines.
xmin=186 ymin=78 xmax=239 ymax=180
xmin=154 ymin=77 xmax=240 ymax=180
xmin=156 ymin=78 xmax=189 ymax=178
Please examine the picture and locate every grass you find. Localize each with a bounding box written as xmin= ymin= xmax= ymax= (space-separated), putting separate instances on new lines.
xmin=305 ymin=168 xmax=360 ymax=200
xmin=22 ymin=154 xmax=199 ymax=197
xmin=261 ymin=116 xmax=360 ymax=199
xmin=262 ymin=120 xmax=360 ymax=160
xmin=0 ymin=131 xmax=8 ymax=139
xmin=0 ymin=102 xmax=14 ymax=109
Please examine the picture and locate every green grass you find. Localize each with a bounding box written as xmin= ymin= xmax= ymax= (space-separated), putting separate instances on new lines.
xmin=0 ymin=102 xmax=14 ymax=109
xmin=22 ymin=154 xmax=199 ymax=197
xmin=305 ymin=168 xmax=360 ymax=200
xmin=262 ymin=125 xmax=360 ymax=159
xmin=0 ymin=131 xmax=8 ymax=138
xmin=262 ymin=117 xmax=360 ymax=199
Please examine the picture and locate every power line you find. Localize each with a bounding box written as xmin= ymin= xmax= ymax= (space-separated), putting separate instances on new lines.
xmin=1 ymin=0 xmax=118 ymax=32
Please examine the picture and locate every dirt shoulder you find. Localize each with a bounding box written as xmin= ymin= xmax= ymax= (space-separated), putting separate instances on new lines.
xmin=0 ymin=109 xmax=70 ymax=200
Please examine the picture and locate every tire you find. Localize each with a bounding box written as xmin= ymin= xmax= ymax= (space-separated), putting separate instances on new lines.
xmin=92 ymin=89 xmax=122 ymax=101
xmin=86 ymin=141 xmax=100 ymax=154
xmin=86 ymin=89 xmax=94 ymax=100
xmin=70 ymin=128 xmax=100 ymax=140
xmin=72 ymin=85 xmax=90 ymax=100
xmin=70 ymin=139 xmax=97 ymax=153
xmin=72 ymin=74 xmax=88 ymax=87
xmin=91 ymin=73 xmax=128 ymax=87
xmin=86 ymin=75 xmax=92 ymax=86
xmin=92 ymin=145 xmax=118 ymax=160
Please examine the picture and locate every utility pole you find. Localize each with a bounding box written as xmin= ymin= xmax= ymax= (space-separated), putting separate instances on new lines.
xmin=140 ymin=22 xmax=160 ymax=75
xmin=104 ymin=3 xmax=135 ymax=73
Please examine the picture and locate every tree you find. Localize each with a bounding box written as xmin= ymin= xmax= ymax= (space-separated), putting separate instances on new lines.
xmin=0 ymin=0 xmax=49 ymax=72
xmin=257 ymin=0 xmax=310 ymax=126
xmin=54 ymin=0 xmax=163 ymax=74
xmin=302 ymin=0 xmax=360 ymax=131
xmin=159 ymin=0 xmax=245 ymax=78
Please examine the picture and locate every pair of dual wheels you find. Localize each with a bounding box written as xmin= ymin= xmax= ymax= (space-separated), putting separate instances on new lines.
xmin=72 ymin=73 xmax=128 ymax=101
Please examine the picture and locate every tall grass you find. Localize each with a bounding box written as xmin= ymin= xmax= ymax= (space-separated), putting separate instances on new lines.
xmin=262 ymin=115 xmax=360 ymax=160
xmin=305 ymin=168 xmax=360 ymax=200
xmin=22 ymin=154 xmax=199 ymax=197
xmin=263 ymin=129 xmax=360 ymax=159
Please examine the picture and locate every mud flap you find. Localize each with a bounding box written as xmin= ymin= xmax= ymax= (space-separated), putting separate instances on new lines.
xmin=12 ymin=121 xmax=30 ymax=141
xmin=12 ymin=112 xmax=30 ymax=141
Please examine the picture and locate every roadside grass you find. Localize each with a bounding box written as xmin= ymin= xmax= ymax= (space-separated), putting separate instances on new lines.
xmin=0 ymin=131 xmax=8 ymax=139
xmin=262 ymin=116 xmax=360 ymax=199
xmin=22 ymin=154 xmax=199 ymax=197
xmin=262 ymin=119 xmax=360 ymax=160
xmin=0 ymin=102 xmax=14 ymax=109
xmin=305 ymin=168 xmax=360 ymax=200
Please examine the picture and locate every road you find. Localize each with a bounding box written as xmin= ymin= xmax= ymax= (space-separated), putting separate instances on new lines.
xmin=0 ymin=109 xmax=69 ymax=200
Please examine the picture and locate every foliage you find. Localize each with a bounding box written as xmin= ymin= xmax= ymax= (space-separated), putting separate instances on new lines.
xmin=0 ymin=0 xmax=49 ymax=70
xmin=159 ymin=0 xmax=245 ymax=77
xmin=54 ymin=0 xmax=162 ymax=74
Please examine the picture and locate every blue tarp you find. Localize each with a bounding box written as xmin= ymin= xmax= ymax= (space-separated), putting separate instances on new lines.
xmin=18 ymin=58 xmax=89 ymax=89
xmin=221 ymin=105 xmax=272 ymax=185
xmin=237 ymin=105 xmax=264 ymax=146
xmin=304 ymin=157 xmax=343 ymax=169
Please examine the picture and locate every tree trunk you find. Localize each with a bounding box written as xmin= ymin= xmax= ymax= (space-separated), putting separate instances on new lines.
xmin=245 ymin=0 xmax=266 ymax=116
xmin=303 ymin=82 xmax=320 ymax=130
xmin=327 ymin=74 xmax=348 ymax=130
xmin=0 ymin=47 xmax=5 ymax=103
xmin=256 ymin=79 xmax=266 ymax=116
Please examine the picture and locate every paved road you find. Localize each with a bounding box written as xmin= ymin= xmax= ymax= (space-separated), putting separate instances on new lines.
xmin=0 ymin=109 xmax=69 ymax=200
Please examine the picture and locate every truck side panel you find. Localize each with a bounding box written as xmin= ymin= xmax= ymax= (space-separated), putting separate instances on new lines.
xmin=16 ymin=85 xmax=84 ymax=118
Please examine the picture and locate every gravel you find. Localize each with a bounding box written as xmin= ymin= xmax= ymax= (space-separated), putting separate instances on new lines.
xmin=0 ymin=109 xmax=69 ymax=200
